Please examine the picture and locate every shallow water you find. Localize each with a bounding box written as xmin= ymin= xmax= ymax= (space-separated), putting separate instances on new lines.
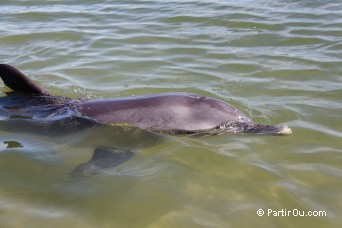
xmin=0 ymin=0 xmax=341 ymax=227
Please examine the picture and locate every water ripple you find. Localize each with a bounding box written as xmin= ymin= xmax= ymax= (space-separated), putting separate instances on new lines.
xmin=1 ymin=0 xmax=341 ymax=227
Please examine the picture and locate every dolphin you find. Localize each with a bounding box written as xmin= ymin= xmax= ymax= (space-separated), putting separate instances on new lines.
xmin=0 ymin=64 xmax=292 ymax=176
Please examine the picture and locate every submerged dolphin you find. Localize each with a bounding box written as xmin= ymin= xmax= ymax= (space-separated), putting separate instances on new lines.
xmin=0 ymin=64 xmax=292 ymax=176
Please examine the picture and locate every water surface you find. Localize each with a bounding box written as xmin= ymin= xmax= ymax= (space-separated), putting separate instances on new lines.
xmin=0 ymin=0 xmax=341 ymax=227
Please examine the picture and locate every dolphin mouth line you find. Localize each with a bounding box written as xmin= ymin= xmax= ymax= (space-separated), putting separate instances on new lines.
xmin=246 ymin=123 xmax=293 ymax=136
xmin=214 ymin=120 xmax=293 ymax=136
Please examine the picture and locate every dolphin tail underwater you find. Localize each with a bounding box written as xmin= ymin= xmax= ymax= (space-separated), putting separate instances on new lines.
xmin=70 ymin=147 xmax=135 ymax=177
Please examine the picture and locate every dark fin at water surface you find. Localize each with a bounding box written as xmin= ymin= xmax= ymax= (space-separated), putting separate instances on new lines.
xmin=71 ymin=147 xmax=135 ymax=177
xmin=0 ymin=64 xmax=49 ymax=95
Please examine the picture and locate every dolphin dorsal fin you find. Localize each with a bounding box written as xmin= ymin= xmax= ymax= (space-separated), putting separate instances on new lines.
xmin=0 ymin=64 xmax=49 ymax=95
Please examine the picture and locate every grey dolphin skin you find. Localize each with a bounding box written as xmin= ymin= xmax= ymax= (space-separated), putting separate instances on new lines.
xmin=0 ymin=64 xmax=292 ymax=176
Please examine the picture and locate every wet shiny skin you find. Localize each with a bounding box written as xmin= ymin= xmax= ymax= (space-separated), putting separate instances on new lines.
xmin=79 ymin=92 xmax=251 ymax=131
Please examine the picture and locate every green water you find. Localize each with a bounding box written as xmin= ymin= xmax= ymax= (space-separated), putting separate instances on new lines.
xmin=0 ymin=0 xmax=341 ymax=227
